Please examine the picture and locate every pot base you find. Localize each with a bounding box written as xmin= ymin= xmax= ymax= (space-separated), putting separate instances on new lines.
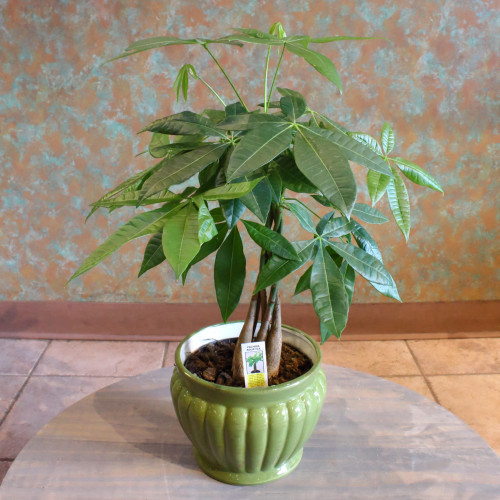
xmin=194 ymin=448 xmax=303 ymax=485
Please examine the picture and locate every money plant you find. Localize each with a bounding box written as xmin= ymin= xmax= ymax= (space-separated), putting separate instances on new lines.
xmin=69 ymin=24 xmax=443 ymax=384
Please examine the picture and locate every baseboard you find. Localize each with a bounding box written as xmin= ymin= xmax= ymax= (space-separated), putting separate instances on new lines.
xmin=0 ymin=300 xmax=498 ymax=341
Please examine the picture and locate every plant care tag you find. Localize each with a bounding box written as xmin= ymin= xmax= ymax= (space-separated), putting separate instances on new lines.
xmin=241 ymin=341 xmax=268 ymax=388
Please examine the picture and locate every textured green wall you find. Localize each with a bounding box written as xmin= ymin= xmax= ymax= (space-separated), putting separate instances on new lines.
xmin=1 ymin=0 xmax=498 ymax=305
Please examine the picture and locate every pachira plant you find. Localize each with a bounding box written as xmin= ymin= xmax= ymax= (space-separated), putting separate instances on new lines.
xmin=69 ymin=24 xmax=443 ymax=384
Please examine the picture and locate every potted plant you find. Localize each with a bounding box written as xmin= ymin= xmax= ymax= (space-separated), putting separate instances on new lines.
xmin=69 ymin=23 xmax=443 ymax=484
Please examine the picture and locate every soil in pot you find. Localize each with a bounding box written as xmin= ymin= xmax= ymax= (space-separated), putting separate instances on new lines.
xmin=183 ymin=338 xmax=312 ymax=387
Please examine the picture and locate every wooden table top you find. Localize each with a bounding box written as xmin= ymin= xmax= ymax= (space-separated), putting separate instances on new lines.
xmin=1 ymin=365 xmax=499 ymax=499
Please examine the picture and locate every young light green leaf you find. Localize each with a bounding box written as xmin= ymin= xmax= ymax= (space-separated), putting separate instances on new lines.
xmin=138 ymin=233 xmax=166 ymax=277
xmin=392 ymin=157 xmax=443 ymax=193
xmin=285 ymin=201 xmax=317 ymax=233
xmin=327 ymin=241 xmax=393 ymax=286
xmin=351 ymin=203 xmax=389 ymax=224
xmin=242 ymin=220 xmax=299 ymax=260
xmin=381 ymin=122 xmax=395 ymax=154
xmin=214 ymin=226 xmax=246 ymax=322
xmin=162 ymin=202 xmax=201 ymax=279
xmin=367 ymin=170 xmax=391 ymax=205
xmin=227 ymin=125 xmax=293 ymax=180
xmin=140 ymin=143 xmax=229 ymax=200
xmin=294 ymin=264 xmax=312 ymax=295
xmin=139 ymin=111 xmax=226 ymax=137
xmin=386 ymin=168 xmax=411 ymax=241
xmin=220 ymin=198 xmax=246 ymax=229
xmin=294 ymin=128 xmax=357 ymax=217
xmin=304 ymin=126 xmax=392 ymax=176
xmin=311 ymin=245 xmax=349 ymax=342
xmin=280 ymin=95 xmax=306 ymax=121
xmin=285 ymin=43 xmax=342 ymax=93
xmin=255 ymin=239 xmax=316 ymax=292
xmin=69 ymin=204 xmax=178 ymax=282
xmin=198 ymin=203 xmax=218 ymax=245
xmin=201 ymin=178 xmax=261 ymax=201
xmin=149 ymin=133 xmax=170 ymax=158
xmin=348 ymin=132 xmax=383 ymax=155
xmin=239 ymin=179 xmax=272 ymax=223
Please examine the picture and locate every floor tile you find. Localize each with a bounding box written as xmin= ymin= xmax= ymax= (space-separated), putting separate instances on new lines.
xmin=163 ymin=342 xmax=179 ymax=368
xmin=33 ymin=340 xmax=165 ymax=377
xmin=321 ymin=340 xmax=420 ymax=376
xmin=428 ymin=374 xmax=500 ymax=456
xmin=0 ymin=340 xmax=48 ymax=375
xmin=384 ymin=376 xmax=435 ymax=401
xmin=408 ymin=338 xmax=500 ymax=375
xmin=0 ymin=376 xmax=26 ymax=420
xmin=0 ymin=460 xmax=12 ymax=486
xmin=0 ymin=376 xmax=120 ymax=459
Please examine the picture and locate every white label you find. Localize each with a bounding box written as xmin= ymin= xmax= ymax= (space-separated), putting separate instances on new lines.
xmin=241 ymin=341 xmax=268 ymax=388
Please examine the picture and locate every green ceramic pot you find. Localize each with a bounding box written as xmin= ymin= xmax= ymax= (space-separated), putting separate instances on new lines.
xmin=170 ymin=322 xmax=326 ymax=485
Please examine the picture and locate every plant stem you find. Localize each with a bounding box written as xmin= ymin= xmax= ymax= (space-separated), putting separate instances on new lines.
xmin=203 ymin=44 xmax=249 ymax=112
xmin=197 ymin=75 xmax=226 ymax=107
xmin=263 ymin=46 xmax=272 ymax=113
xmin=284 ymin=197 xmax=321 ymax=218
xmin=266 ymin=46 xmax=285 ymax=108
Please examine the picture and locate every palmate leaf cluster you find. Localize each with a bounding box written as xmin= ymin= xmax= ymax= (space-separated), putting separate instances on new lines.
xmin=70 ymin=26 xmax=442 ymax=343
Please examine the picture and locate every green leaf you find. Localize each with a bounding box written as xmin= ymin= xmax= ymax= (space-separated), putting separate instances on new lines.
xmin=294 ymin=128 xmax=357 ymax=217
xmin=311 ymin=245 xmax=349 ymax=341
xmin=162 ymin=202 xmax=201 ymax=279
xmin=351 ymin=203 xmax=389 ymax=224
xmin=381 ymin=122 xmax=395 ymax=154
xmin=367 ymin=170 xmax=391 ymax=205
xmin=149 ymin=133 xmax=170 ymax=158
xmin=285 ymin=43 xmax=342 ymax=93
xmin=91 ymin=189 xmax=182 ymax=209
xmin=351 ymin=221 xmax=383 ymax=262
xmin=107 ymin=36 xmax=199 ymax=62
xmin=313 ymin=112 xmax=349 ymax=134
xmin=280 ymin=95 xmax=306 ymax=121
xmin=255 ymin=240 xmax=316 ymax=292
xmin=275 ymin=155 xmax=317 ymax=193
xmin=149 ymin=141 xmax=206 ymax=159
xmin=203 ymin=109 xmax=226 ymax=123
xmin=285 ymin=201 xmax=317 ymax=233
xmin=240 ymin=179 xmax=272 ymax=223
xmin=138 ymin=233 xmax=165 ymax=277
xmin=341 ymin=263 xmax=356 ymax=306
xmin=140 ymin=143 xmax=229 ymax=200
xmin=216 ymin=33 xmax=285 ymax=46
xmin=240 ymin=179 xmax=272 ymax=222
xmin=304 ymin=126 xmax=392 ymax=176
xmin=310 ymin=36 xmax=384 ymax=43
xmin=198 ymin=203 xmax=218 ymax=245
xmin=69 ymin=205 xmax=177 ymax=282
xmin=277 ymin=87 xmax=306 ymax=100
xmin=217 ymin=113 xmax=288 ymax=130
xmin=139 ymin=111 xmax=226 ymax=138
xmin=392 ymin=157 xmax=443 ymax=193
xmin=201 ymin=178 xmax=261 ymax=200
xmin=294 ymin=265 xmax=312 ymax=295
xmin=387 ymin=168 xmax=411 ymax=241
xmin=348 ymin=132 xmax=383 ymax=155
xmin=327 ymin=241 xmax=393 ymax=286
xmin=226 ymin=125 xmax=293 ymax=180
xmin=182 ymin=219 xmax=228 ymax=284
xmin=321 ymin=217 xmax=355 ymax=238
xmin=267 ymin=167 xmax=282 ymax=203
xmin=220 ymin=198 xmax=246 ymax=229
xmin=214 ymin=226 xmax=246 ymax=322
xmin=242 ymin=220 xmax=299 ymax=260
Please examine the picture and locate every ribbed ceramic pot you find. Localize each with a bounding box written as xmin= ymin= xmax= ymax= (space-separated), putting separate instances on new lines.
xmin=170 ymin=322 xmax=326 ymax=485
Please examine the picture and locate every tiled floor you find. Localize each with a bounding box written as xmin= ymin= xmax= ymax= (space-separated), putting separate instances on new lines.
xmin=0 ymin=337 xmax=499 ymax=485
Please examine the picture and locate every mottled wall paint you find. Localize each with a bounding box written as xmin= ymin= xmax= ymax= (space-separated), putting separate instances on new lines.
xmin=0 ymin=0 xmax=498 ymax=306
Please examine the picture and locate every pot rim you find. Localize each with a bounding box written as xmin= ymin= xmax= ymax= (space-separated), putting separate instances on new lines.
xmin=174 ymin=321 xmax=322 ymax=399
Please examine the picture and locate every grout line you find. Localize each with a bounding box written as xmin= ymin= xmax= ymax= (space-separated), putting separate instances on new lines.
xmin=0 ymin=341 xmax=52 ymax=428
xmin=405 ymin=340 xmax=442 ymax=404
